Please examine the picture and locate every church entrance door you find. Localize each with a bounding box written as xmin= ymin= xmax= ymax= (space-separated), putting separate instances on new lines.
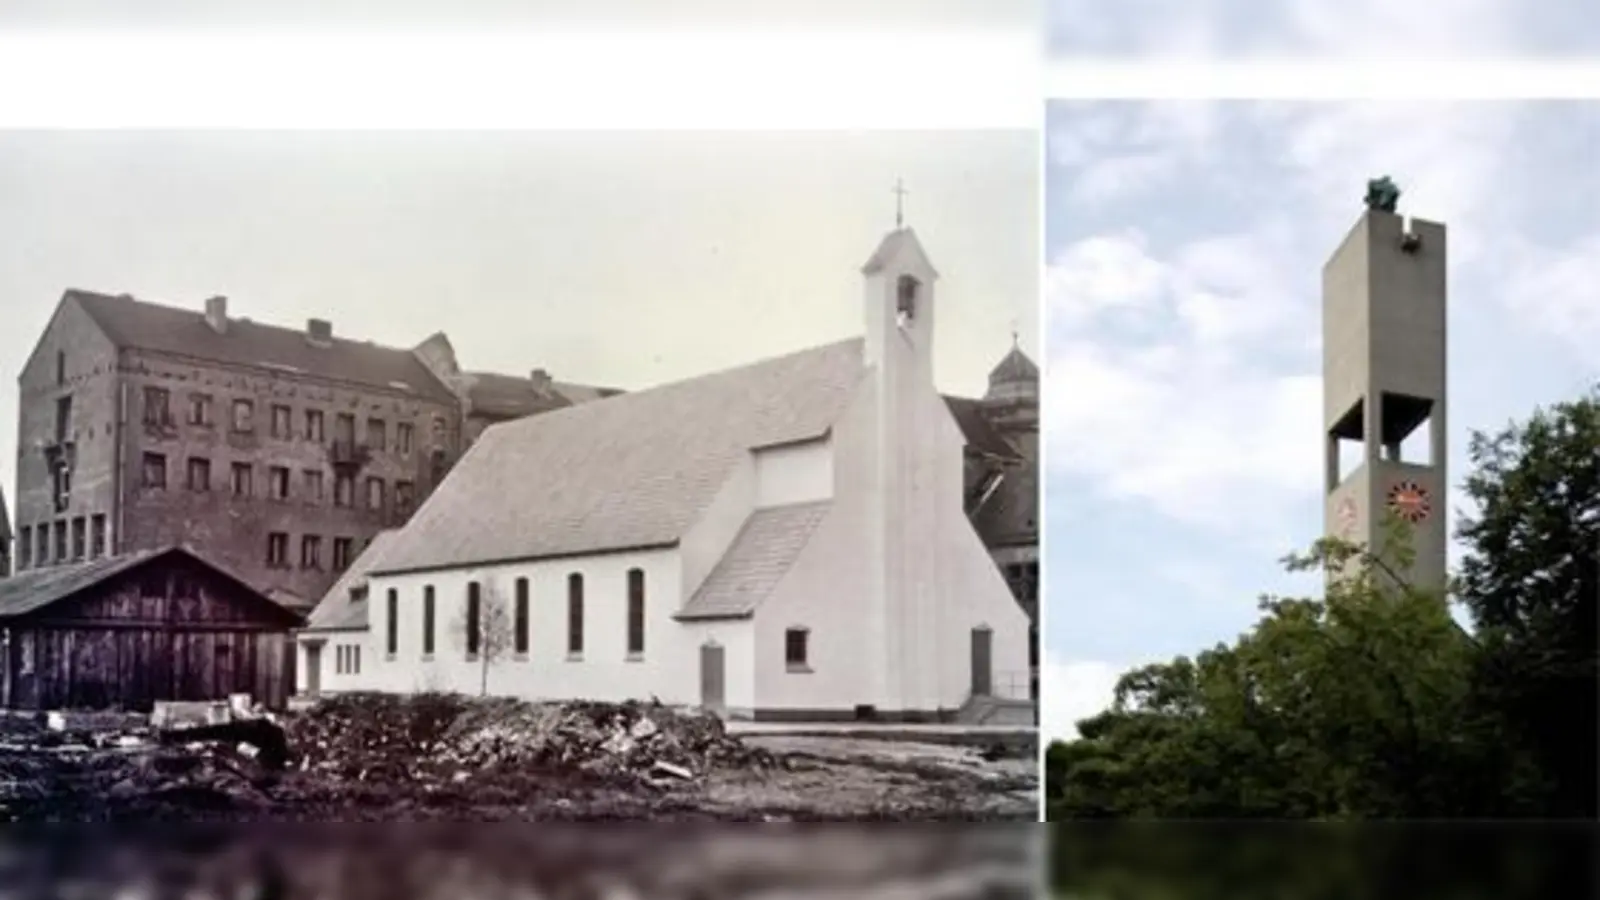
xmin=699 ymin=642 xmax=726 ymax=716
xmin=969 ymin=627 xmax=993 ymax=697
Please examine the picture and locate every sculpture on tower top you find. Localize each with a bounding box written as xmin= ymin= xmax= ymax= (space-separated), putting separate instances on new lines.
xmin=1364 ymin=176 xmax=1401 ymax=213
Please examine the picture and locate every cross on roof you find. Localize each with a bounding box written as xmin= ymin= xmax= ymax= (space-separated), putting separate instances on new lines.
xmin=892 ymin=179 xmax=908 ymax=229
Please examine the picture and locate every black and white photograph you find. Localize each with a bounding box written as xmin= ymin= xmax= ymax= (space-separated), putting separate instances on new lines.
xmin=0 ymin=125 xmax=1040 ymax=822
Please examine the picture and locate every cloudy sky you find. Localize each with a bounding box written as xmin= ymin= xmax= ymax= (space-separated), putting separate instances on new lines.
xmin=1049 ymin=0 xmax=1600 ymax=57
xmin=0 ymin=129 xmax=1036 ymax=505
xmin=1042 ymin=100 xmax=1600 ymax=739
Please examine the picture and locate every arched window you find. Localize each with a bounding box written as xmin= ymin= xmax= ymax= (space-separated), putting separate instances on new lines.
xmin=567 ymin=573 xmax=584 ymax=656
xmin=626 ymin=569 xmax=646 ymax=658
xmin=896 ymin=275 xmax=920 ymax=323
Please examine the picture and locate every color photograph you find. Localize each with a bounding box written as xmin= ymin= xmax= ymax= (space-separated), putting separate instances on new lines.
xmin=1042 ymin=99 xmax=1598 ymax=820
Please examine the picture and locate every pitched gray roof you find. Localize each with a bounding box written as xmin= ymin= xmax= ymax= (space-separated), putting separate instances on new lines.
xmin=374 ymin=339 xmax=866 ymax=575
xmin=301 ymin=530 xmax=402 ymax=632
xmin=987 ymin=346 xmax=1038 ymax=387
xmin=676 ymin=501 xmax=832 ymax=621
xmin=67 ymin=289 xmax=457 ymax=404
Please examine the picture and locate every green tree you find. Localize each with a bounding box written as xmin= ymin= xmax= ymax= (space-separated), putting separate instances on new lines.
xmin=1047 ymin=524 xmax=1485 ymax=820
xmin=1456 ymin=386 xmax=1599 ymax=817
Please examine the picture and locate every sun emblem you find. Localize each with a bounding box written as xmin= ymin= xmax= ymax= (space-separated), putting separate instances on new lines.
xmin=1335 ymin=497 xmax=1357 ymax=536
xmin=1386 ymin=481 xmax=1431 ymax=523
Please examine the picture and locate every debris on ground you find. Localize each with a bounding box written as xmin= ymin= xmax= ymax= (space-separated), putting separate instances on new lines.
xmin=0 ymin=694 xmax=1034 ymax=821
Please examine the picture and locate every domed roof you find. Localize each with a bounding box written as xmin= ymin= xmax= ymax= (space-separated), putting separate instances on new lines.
xmin=988 ymin=345 xmax=1038 ymax=388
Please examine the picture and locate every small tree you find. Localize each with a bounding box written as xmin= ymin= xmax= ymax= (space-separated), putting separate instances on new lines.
xmin=453 ymin=579 xmax=518 ymax=696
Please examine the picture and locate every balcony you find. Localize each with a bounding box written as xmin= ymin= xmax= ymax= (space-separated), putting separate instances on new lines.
xmin=328 ymin=440 xmax=372 ymax=471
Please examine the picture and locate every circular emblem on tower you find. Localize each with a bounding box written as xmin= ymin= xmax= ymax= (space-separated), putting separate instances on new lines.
xmin=1386 ymin=481 xmax=1431 ymax=523
xmin=1335 ymin=497 xmax=1357 ymax=537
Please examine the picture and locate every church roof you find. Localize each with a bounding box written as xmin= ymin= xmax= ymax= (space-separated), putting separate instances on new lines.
xmin=373 ymin=339 xmax=867 ymax=576
xmin=64 ymin=289 xmax=457 ymax=404
xmin=988 ymin=346 xmax=1038 ymax=387
xmin=860 ymin=227 xmax=939 ymax=278
xmin=943 ymin=395 xmax=1023 ymax=462
xmin=302 ymin=530 xmax=402 ymax=632
xmin=676 ymin=500 xmax=832 ymax=621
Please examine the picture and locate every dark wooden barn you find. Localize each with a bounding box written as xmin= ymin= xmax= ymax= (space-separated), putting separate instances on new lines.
xmin=0 ymin=546 xmax=304 ymax=711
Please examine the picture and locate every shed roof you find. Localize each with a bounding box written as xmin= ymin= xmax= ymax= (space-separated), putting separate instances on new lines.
xmin=676 ymin=501 xmax=832 ymax=621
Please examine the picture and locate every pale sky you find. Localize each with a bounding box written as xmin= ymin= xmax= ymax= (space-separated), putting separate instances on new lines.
xmin=0 ymin=129 xmax=1037 ymax=505
xmin=1049 ymin=0 xmax=1600 ymax=57
xmin=0 ymin=0 xmax=1034 ymax=30
xmin=1042 ymin=101 xmax=1600 ymax=740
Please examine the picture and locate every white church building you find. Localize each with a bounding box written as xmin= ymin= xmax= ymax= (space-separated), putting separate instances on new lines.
xmin=296 ymin=227 xmax=1030 ymax=721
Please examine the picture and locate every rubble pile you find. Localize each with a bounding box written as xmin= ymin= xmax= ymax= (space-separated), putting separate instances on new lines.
xmin=288 ymin=693 xmax=779 ymax=788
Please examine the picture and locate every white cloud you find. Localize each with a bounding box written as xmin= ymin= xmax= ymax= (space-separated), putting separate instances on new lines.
xmin=1043 ymin=658 xmax=1123 ymax=742
xmin=1045 ymin=224 xmax=1322 ymax=533
xmin=1498 ymin=233 xmax=1600 ymax=354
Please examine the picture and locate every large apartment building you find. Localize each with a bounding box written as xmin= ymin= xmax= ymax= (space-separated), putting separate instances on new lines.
xmin=10 ymin=290 xmax=599 ymax=610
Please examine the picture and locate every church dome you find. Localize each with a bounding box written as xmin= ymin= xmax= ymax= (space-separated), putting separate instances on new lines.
xmin=987 ymin=345 xmax=1038 ymax=389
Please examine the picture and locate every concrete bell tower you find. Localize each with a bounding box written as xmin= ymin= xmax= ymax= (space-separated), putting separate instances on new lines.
xmin=1323 ymin=180 xmax=1448 ymax=592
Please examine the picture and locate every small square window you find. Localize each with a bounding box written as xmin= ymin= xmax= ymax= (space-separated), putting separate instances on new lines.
xmin=785 ymin=628 xmax=810 ymax=671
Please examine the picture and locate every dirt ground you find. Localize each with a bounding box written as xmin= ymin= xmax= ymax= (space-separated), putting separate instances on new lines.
xmin=0 ymin=694 xmax=1038 ymax=822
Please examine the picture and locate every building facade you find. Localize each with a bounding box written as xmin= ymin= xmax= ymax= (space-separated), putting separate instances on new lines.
xmin=302 ymin=227 xmax=1031 ymax=721
xmin=11 ymin=293 xmax=447 ymax=610
xmin=0 ymin=486 xmax=11 ymax=579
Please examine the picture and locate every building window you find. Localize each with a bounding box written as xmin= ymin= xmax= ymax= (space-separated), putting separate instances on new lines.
xmin=304 ymin=409 xmax=325 ymax=442
xmin=397 ymin=422 xmax=414 ymax=456
xmin=71 ymin=517 xmax=86 ymax=561
xmin=188 ymin=392 xmax=213 ymax=426
xmin=143 ymin=387 xmax=172 ymax=427
xmin=626 ymin=568 xmax=645 ymax=658
xmin=55 ymin=350 xmax=65 ymax=386
xmin=785 ymin=628 xmax=810 ymax=671
xmin=53 ymin=521 xmax=67 ymax=563
xmin=332 ymin=536 xmax=354 ymax=571
xmin=567 ymin=573 xmax=584 ymax=657
xmin=35 ymin=528 xmax=47 ymax=567
xmin=231 ymin=463 xmax=253 ymax=498
xmin=271 ymin=404 xmax=292 ymax=439
xmin=303 ymin=469 xmax=325 ymax=504
xmin=266 ymin=532 xmax=288 ymax=568
xmin=334 ymin=473 xmax=354 ymax=508
xmin=187 ymin=457 xmax=211 ymax=492
xmin=54 ymin=395 xmax=71 ymax=444
xmin=266 ymin=466 xmax=290 ymax=501
xmin=17 ymin=527 xmax=30 ymax=571
xmin=366 ymin=477 xmax=385 ymax=512
xmin=90 ymin=514 xmax=106 ymax=558
xmin=394 ymin=481 xmax=414 ymax=516
xmin=142 ymin=453 xmax=167 ymax=490
xmin=896 ymin=275 xmax=919 ymax=324
xmin=52 ymin=465 xmax=71 ymax=513
xmin=232 ymin=398 xmax=255 ymax=433
xmin=336 ymin=644 xmax=362 ymax=676
xmin=300 ymin=535 xmax=321 ymax=570
xmin=386 ymin=589 xmax=399 ymax=657
xmin=422 ymin=586 xmax=436 ymax=657
xmin=334 ymin=413 xmax=356 ymax=446
xmin=465 ymin=581 xmax=481 ymax=658
xmin=514 ymin=577 xmax=530 ymax=656
xmin=367 ymin=418 xmax=387 ymax=452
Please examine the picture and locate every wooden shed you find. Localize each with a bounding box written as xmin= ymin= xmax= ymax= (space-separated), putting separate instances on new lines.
xmin=0 ymin=546 xmax=304 ymax=711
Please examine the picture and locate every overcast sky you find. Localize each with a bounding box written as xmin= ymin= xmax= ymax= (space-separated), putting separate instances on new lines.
xmin=0 ymin=129 xmax=1037 ymax=505
xmin=1049 ymin=0 xmax=1600 ymax=57
xmin=1042 ymin=100 xmax=1600 ymax=740
xmin=0 ymin=0 xmax=1032 ymax=30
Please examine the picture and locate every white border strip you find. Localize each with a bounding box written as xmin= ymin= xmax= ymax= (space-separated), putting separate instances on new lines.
xmin=0 ymin=30 xmax=1038 ymax=128
xmin=1045 ymin=60 xmax=1600 ymax=99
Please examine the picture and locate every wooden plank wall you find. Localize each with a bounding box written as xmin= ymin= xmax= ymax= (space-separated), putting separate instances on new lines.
xmin=1 ymin=561 xmax=295 ymax=712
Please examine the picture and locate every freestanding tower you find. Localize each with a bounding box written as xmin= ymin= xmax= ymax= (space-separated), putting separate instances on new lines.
xmin=1322 ymin=181 xmax=1448 ymax=592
